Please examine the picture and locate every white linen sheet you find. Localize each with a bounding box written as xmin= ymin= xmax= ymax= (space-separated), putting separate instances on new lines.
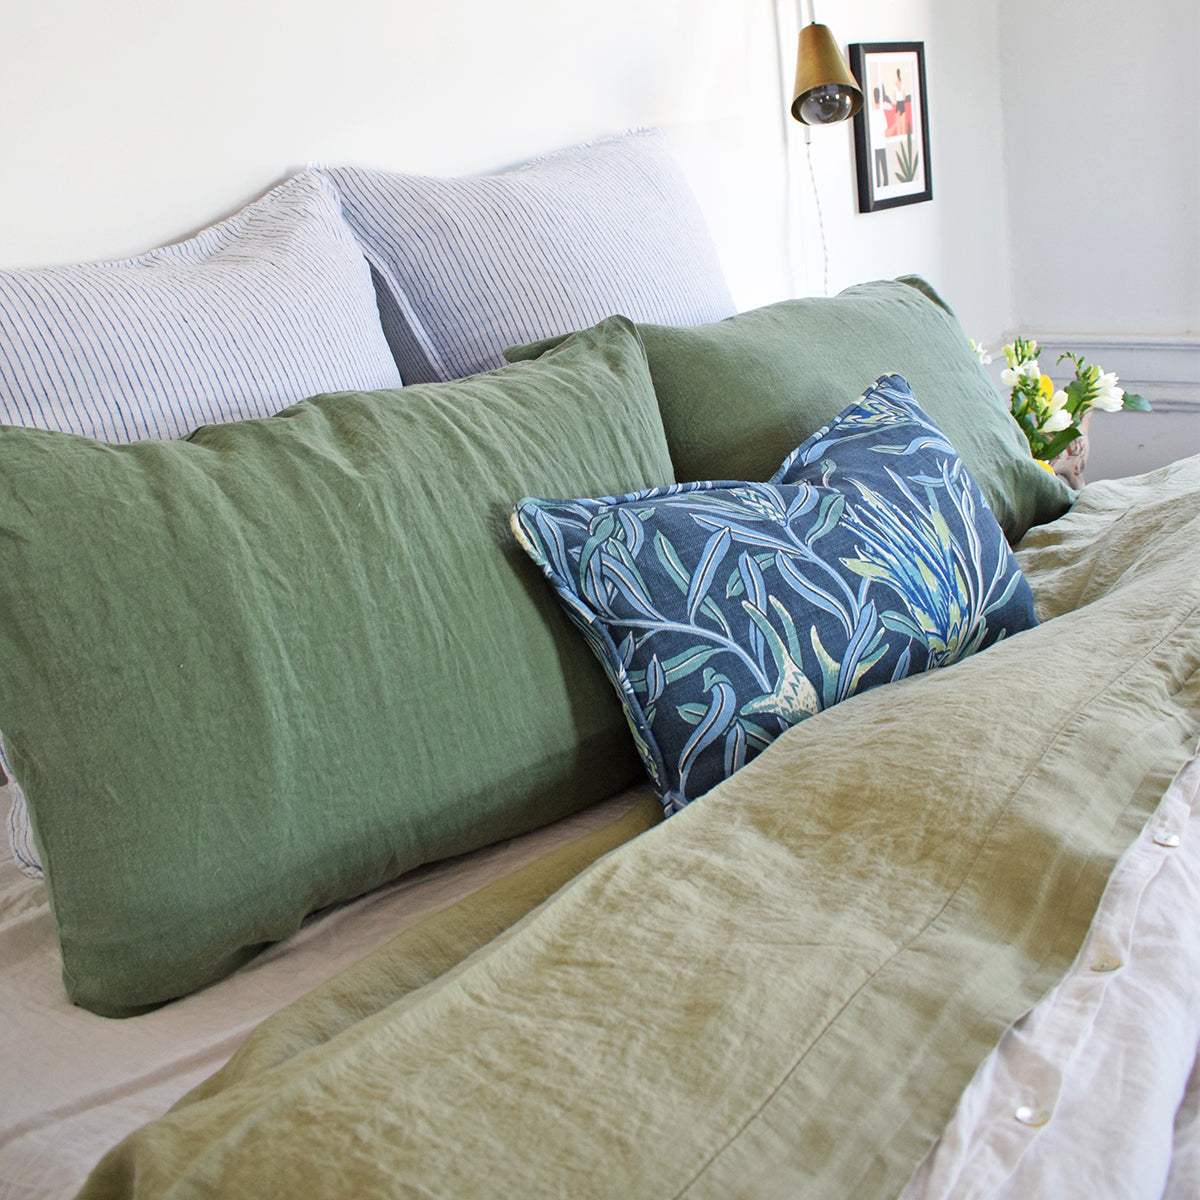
xmin=5 ymin=751 xmax=1200 ymax=1200
xmin=0 ymin=784 xmax=656 ymax=1200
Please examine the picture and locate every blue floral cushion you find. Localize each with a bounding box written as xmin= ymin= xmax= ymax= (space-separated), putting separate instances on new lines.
xmin=511 ymin=375 xmax=1038 ymax=813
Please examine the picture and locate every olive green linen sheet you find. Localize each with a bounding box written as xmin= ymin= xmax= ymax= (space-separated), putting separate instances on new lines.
xmin=79 ymin=457 xmax=1200 ymax=1198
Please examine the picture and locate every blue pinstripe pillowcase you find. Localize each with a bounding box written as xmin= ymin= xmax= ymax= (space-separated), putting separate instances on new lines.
xmin=1 ymin=741 xmax=37 ymax=877
xmin=1 ymin=170 xmax=403 ymax=876
xmin=0 ymin=170 xmax=401 ymax=443
xmin=319 ymin=129 xmax=737 ymax=384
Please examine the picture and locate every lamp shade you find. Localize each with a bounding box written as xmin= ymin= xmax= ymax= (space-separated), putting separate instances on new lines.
xmin=791 ymin=23 xmax=863 ymax=125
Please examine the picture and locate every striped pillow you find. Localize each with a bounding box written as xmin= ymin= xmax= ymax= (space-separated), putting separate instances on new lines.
xmin=1 ymin=744 xmax=37 ymax=877
xmin=0 ymin=170 xmax=401 ymax=443
xmin=1 ymin=169 xmax=402 ymax=876
xmin=319 ymin=129 xmax=737 ymax=384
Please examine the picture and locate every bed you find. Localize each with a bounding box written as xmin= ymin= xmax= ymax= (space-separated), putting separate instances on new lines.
xmin=1 ymin=128 xmax=1198 ymax=1199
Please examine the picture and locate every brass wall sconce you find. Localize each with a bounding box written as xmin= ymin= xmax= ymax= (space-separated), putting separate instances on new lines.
xmin=791 ymin=12 xmax=863 ymax=125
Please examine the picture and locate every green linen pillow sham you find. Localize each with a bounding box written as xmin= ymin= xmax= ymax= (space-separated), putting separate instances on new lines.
xmin=505 ymin=277 xmax=1071 ymax=544
xmin=0 ymin=315 xmax=673 ymax=1017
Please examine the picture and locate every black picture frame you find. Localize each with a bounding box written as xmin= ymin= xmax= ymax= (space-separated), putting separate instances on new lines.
xmin=848 ymin=42 xmax=932 ymax=212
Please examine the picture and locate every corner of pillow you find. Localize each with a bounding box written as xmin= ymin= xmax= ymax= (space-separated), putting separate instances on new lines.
xmin=894 ymin=274 xmax=955 ymax=315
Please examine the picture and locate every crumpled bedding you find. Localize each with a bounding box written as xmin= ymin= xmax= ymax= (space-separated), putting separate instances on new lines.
xmin=0 ymin=788 xmax=661 ymax=1200
xmin=74 ymin=457 xmax=1200 ymax=1199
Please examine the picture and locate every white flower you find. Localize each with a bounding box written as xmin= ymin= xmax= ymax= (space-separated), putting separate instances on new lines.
xmin=1047 ymin=389 xmax=1069 ymax=414
xmin=1000 ymin=359 xmax=1039 ymax=388
xmin=1041 ymin=409 xmax=1073 ymax=433
xmin=1090 ymin=370 xmax=1125 ymax=412
xmin=1003 ymin=340 xmax=1039 ymax=370
xmin=969 ymin=339 xmax=992 ymax=366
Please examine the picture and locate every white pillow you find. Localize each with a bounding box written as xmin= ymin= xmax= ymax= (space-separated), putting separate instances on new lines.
xmin=1 ymin=170 xmax=403 ymax=876
xmin=319 ymin=129 xmax=737 ymax=384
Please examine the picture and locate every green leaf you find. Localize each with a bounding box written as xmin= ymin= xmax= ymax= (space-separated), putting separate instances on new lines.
xmin=806 ymin=493 xmax=846 ymax=544
xmin=809 ymin=626 xmax=841 ymax=711
xmin=1122 ymin=391 xmax=1152 ymax=412
xmin=849 ymin=639 xmax=889 ymax=692
xmin=738 ymin=718 xmax=775 ymax=748
xmin=661 ymin=645 xmax=722 ymax=682
xmin=1037 ymin=424 xmax=1082 ymax=461
xmin=653 ymin=531 xmax=690 ymax=594
xmin=895 ymin=128 xmax=919 ymax=183
xmin=842 ymin=558 xmax=891 ymax=582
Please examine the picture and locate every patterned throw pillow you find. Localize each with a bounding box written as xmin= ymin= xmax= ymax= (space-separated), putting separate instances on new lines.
xmin=512 ymin=375 xmax=1038 ymax=813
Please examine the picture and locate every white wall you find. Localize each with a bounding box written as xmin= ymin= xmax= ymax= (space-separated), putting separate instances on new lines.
xmin=782 ymin=0 xmax=1013 ymax=343
xmin=4 ymin=0 xmax=1192 ymax=476
xmin=0 ymin=0 xmax=791 ymax=304
xmin=997 ymin=0 xmax=1200 ymax=476
xmin=999 ymin=0 xmax=1199 ymax=338
xmin=1 ymin=0 xmax=1012 ymax=332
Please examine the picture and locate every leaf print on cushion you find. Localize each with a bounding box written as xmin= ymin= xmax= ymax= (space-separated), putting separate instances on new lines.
xmin=511 ymin=375 xmax=1038 ymax=813
xmin=738 ymin=598 xmax=821 ymax=723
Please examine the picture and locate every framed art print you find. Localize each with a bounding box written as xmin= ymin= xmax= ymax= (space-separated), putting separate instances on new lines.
xmin=849 ymin=42 xmax=932 ymax=212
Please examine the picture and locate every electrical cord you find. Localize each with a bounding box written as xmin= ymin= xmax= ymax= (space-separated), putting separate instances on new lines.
xmin=774 ymin=0 xmax=832 ymax=297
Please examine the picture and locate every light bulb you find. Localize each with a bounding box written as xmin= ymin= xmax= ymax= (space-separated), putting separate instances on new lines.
xmin=798 ymin=84 xmax=855 ymax=125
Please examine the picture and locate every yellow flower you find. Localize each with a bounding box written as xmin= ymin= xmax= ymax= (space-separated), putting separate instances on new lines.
xmin=1037 ymin=458 xmax=1056 ymax=473
xmin=1037 ymin=374 xmax=1055 ymax=401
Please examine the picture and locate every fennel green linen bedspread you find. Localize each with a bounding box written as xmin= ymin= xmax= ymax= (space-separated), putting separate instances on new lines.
xmin=79 ymin=457 xmax=1200 ymax=1198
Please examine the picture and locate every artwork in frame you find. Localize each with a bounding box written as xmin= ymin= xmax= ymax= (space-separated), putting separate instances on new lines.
xmin=848 ymin=42 xmax=932 ymax=212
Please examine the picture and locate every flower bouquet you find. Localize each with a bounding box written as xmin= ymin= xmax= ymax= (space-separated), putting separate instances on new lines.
xmin=970 ymin=336 xmax=1152 ymax=487
xmin=997 ymin=337 xmax=1151 ymax=465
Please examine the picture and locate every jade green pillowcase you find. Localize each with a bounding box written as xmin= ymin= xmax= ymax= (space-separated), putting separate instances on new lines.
xmin=0 ymin=316 xmax=672 ymax=1017
xmin=505 ymin=278 xmax=1070 ymax=543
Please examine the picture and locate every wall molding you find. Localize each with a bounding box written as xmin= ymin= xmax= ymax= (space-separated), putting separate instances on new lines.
xmin=1018 ymin=335 xmax=1200 ymax=413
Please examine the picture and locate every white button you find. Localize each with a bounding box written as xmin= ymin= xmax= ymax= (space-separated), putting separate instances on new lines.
xmin=1015 ymin=1105 xmax=1051 ymax=1127
xmin=1090 ymin=954 xmax=1122 ymax=973
xmin=1153 ymin=829 xmax=1182 ymax=848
